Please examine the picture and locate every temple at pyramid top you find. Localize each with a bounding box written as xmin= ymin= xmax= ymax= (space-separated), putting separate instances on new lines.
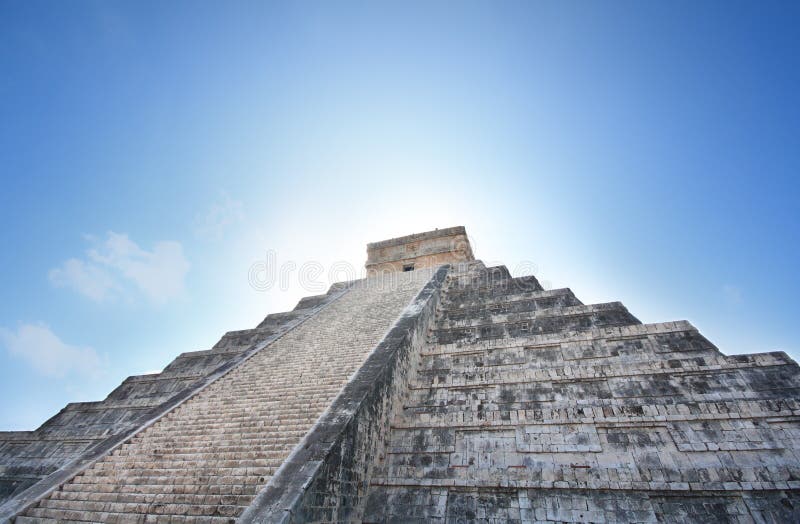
xmin=365 ymin=225 xmax=474 ymax=274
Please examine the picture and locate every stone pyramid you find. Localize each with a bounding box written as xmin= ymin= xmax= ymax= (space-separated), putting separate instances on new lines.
xmin=1 ymin=226 xmax=799 ymax=523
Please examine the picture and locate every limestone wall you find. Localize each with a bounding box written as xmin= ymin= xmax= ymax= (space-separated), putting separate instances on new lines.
xmin=364 ymin=263 xmax=800 ymax=523
xmin=365 ymin=226 xmax=474 ymax=275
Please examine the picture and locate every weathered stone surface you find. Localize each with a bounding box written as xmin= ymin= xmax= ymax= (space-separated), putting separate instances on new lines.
xmin=363 ymin=260 xmax=800 ymax=523
xmin=9 ymin=270 xmax=430 ymax=522
xmin=366 ymin=226 xmax=474 ymax=275
xmin=0 ymin=285 xmax=346 ymax=512
xmin=3 ymin=226 xmax=799 ymax=523
xmin=240 ymin=266 xmax=449 ymax=523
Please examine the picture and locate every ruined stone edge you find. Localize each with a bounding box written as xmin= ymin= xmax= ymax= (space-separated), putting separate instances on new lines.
xmin=240 ymin=265 xmax=450 ymax=523
xmin=0 ymin=284 xmax=354 ymax=523
xmin=366 ymin=226 xmax=466 ymax=250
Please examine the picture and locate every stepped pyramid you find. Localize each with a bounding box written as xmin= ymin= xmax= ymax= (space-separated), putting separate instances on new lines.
xmin=2 ymin=226 xmax=800 ymax=523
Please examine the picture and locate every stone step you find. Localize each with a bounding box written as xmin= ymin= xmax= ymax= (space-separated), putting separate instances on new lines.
xmin=60 ymin=481 xmax=261 ymax=496
xmin=156 ymin=409 xmax=327 ymax=425
xmin=144 ymin=408 xmax=316 ymax=420
xmin=76 ymin=465 xmax=275 ymax=481
xmin=116 ymin=444 xmax=296 ymax=457
xmin=173 ymin=380 xmax=345 ymax=389
xmin=36 ymin=497 xmax=246 ymax=518
xmin=15 ymin=517 xmax=62 ymax=524
xmin=116 ymin=440 xmax=297 ymax=454
xmin=93 ymin=457 xmax=278 ymax=470
xmin=23 ymin=506 xmax=239 ymax=523
xmin=122 ymin=434 xmax=305 ymax=449
xmin=160 ymin=404 xmax=333 ymax=419
xmin=107 ymin=449 xmax=288 ymax=463
xmin=126 ymin=424 xmax=311 ymax=438
xmin=83 ymin=453 xmax=283 ymax=471
xmin=131 ymin=424 xmax=316 ymax=440
xmin=67 ymin=474 xmax=266 ymax=490
xmin=174 ymin=376 xmax=344 ymax=385
xmin=129 ymin=424 xmax=307 ymax=437
xmin=162 ymin=405 xmax=331 ymax=417
xmin=49 ymin=489 xmax=252 ymax=506
xmin=164 ymin=388 xmax=341 ymax=401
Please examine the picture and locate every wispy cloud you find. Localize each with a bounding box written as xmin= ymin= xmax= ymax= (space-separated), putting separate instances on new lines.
xmin=50 ymin=232 xmax=190 ymax=305
xmin=195 ymin=191 xmax=245 ymax=240
xmin=0 ymin=323 xmax=105 ymax=378
xmin=723 ymin=284 xmax=743 ymax=306
xmin=49 ymin=258 xmax=118 ymax=302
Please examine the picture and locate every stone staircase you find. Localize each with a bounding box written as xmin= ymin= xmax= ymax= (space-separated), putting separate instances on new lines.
xmin=0 ymin=297 xmax=329 ymax=504
xmin=15 ymin=270 xmax=430 ymax=523
xmin=364 ymin=264 xmax=800 ymax=523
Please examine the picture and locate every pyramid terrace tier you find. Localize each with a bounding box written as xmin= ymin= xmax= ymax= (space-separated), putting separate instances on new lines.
xmin=435 ymin=287 xmax=584 ymax=326
xmin=432 ymin=302 xmax=642 ymax=345
xmin=362 ymin=487 xmax=800 ymax=523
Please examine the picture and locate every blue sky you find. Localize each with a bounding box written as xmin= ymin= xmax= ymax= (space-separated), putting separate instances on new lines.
xmin=1 ymin=1 xmax=798 ymax=430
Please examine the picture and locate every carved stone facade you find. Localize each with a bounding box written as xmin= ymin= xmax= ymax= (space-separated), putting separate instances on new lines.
xmin=363 ymin=263 xmax=800 ymax=523
xmin=2 ymin=227 xmax=799 ymax=523
xmin=365 ymin=226 xmax=474 ymax=276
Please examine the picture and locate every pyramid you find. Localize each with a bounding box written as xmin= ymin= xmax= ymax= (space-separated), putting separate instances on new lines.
xmin=2 ymin=226 xmax=799 ymax=523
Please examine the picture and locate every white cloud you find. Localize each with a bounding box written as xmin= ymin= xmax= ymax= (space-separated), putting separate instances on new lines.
xmin=0 ymin=323 xmax=104 ymax=378
xmin=723 ymin=284 xmax=743 ymax=305
xmin=195 ymin=192 xmax=245 ymax=240
xmin=49 ymin=232 xmax=190 ymax=305
xmin=49 ymin=258 xmax=118 ymax=302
